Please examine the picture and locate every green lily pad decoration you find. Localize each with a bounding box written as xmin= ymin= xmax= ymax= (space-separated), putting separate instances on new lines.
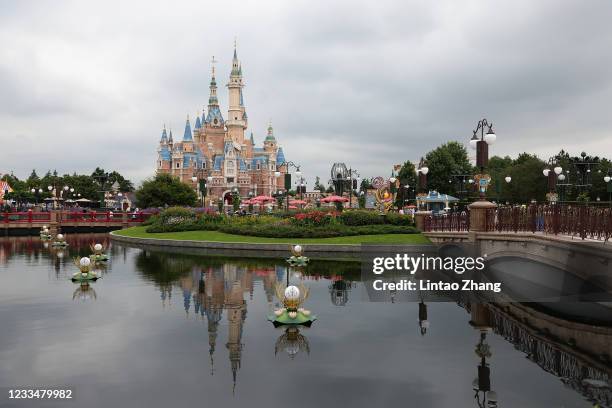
xmin=286 ymin=256 xmax=309 ymax=266
xmin=71 ymin=271 xmax=99 ymax=282
xmin=90 ymin=254 xmax=109 ymax=262
xmin=268 ymin=309 xmax=317 ymax=327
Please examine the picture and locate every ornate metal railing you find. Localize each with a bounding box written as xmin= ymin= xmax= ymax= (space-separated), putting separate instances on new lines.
xmin=0 ymin=211 xmax=152 ymax=224
xmin=423 ymin=204 xmax=612 ymax=242
xmin=422 ymin=211 xmax=469 ymax=232
xmin=488 ymin=307 xmax=611 ymax=407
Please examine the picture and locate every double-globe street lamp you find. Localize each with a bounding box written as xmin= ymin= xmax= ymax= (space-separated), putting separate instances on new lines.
xmin=543 ymin=165 xmax=567 ymax=202
xmin=469 ymin=119 xmax=497 ymax=200
xmin=191 ymin=174 xmax=213 ymax=208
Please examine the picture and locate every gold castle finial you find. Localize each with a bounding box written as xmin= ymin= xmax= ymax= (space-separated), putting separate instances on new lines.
xmin=211 ymin=55 xmax=217 ymax=76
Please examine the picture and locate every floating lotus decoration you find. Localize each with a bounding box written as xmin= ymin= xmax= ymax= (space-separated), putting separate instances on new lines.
xmin=269 ymin=283 xmax=316 ymax=327
xmin=39 ymin=226 xmax=52 ymax=240
xmin=52 ymin=233 xmax=69 ymax=247
xmin=71 ymin=256 xmax=99 ymax=282
xmin=89 ymin=242 xmax=109 ymax=262
xmin=286 ymin=244 xmax=309 ymax=266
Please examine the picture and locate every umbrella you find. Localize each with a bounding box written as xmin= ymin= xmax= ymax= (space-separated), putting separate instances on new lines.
xmin=289 ymin=199 xmax=307 ymax=205
xmin=321 ymin=195 xmax=348 ymax=203
xmin=253 ymin=195 xmax=275 ymax=202
xmin=76 ymin=198 xmax=92 ymax=203
xmin=289 ymin=205 xmax=298 ymax=209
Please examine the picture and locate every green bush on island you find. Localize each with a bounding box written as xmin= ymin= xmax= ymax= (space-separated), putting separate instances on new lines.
xmin=144 ymin=207 xmax=417 ymax=237
xmin=339 ymin=210 xmax=384 ymax=226
xmin=218 ymin=223 xmax=417 ymax=238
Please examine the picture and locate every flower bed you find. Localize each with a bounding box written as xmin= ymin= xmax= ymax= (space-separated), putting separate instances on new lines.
xmin=145 ymin=207 xmax=417 ymax=237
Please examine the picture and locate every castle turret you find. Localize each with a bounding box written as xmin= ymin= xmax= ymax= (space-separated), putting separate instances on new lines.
xmin=206 ymin=60 xmax=224 ymax=128
xmin=264 ymin=121 xmax=277 ymax=152
xmin=226 ymin=43 xmax=246 ymax=144
xmin=183 ymin=116 xmax=192 ymax=141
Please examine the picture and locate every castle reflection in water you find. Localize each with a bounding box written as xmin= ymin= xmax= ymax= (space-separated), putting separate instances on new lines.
xmin=1 ymin=236 xmax=610 ymax=407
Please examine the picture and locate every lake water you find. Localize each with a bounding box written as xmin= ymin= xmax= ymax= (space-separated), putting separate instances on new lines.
xmin=0 ymin=234 xmax=609 ymax=408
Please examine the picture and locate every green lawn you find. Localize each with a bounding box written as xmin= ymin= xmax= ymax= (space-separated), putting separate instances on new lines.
xmin=114 ymin=226 xmax=431 ymax=245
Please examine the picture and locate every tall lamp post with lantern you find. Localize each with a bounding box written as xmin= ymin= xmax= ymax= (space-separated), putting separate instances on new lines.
xmin=192 ymin=173 xmax=213 ymax=208
xmin=413 ymin=158 xmax=430 ymax=231
xmin=467 ymin=118 xmax=498 ymax=232
xmin=604 ymin=172 xmax=611 ymax=207
xmin=275 ymin=161 xmax=301 ymax=212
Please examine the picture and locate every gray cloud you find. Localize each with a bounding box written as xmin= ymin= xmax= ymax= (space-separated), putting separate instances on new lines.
xmin=1 ymin=0 xmax=611 ymax=187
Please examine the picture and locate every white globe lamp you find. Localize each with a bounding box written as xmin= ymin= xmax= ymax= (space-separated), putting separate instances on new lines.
xmin=284 ymin=285 xmax=300 ymax=300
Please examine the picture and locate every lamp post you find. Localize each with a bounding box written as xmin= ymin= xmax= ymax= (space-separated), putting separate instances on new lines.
xmin=192 ymin=173 xmax=213 ymax=208
xmin=275 ymin=161 xmax=301 ymax=213
xmin=469 ymin=119 xmax=497 ymax=200
xmin=605 ymin=172 xmax=611 ymax=207
xmin=346 ymin=168 xmax=359 ymax=209
xmin=416 ymin=157 xmax=429 ymax=211
xmin=30 ymin=188 xmax=44 ymax=206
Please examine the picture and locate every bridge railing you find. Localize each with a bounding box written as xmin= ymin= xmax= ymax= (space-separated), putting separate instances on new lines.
xmin=1 ymin=211 xmax=152 ymax=225
xmin=424 ymin=204 xmax=612 ymax=242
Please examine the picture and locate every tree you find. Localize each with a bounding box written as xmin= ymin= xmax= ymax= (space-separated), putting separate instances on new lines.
xmin=313 ymin=176 xmax=326 ymax=193
xmin=503 ymin=153 xmax=547 ymax=203
xmin=394 ymin=160 xmax=417 ymax=207
xmin=425 ymin=141 xmax=472 ymax=194
xmin=135 ymin=173 xmax=197 ymax=208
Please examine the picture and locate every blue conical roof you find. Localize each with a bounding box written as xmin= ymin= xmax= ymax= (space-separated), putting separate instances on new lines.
xmin=183 ymin=117 xmax=192 ymax=141
xmin=160 ymin=126 xmax=168 ymax=143
xmin=276 ymin=147 xmax=285 ymax=165
xmin=194 ymin=116 xmax=201 ymax=129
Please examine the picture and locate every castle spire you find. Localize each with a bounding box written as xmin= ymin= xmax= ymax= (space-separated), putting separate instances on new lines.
xmin=183 ymin=115 xmax=192 ymax=141
xmin=206 ymin=56 xmax=224 ymax=126
xmin=160 ymin=124 xmax=168 ymax=143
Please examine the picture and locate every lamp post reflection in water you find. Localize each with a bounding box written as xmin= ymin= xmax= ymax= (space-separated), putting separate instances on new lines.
xmin=470 ymin=304 xmax=498 ymax=408
xmin=329 ymin=279 xmax=351 ymax=306
xmin=275 ymin=326 xmax=310 ymax=359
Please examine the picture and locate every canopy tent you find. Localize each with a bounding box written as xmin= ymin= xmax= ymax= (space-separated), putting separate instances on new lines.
xmin=321 ymin=195 xmax=348 ymax=203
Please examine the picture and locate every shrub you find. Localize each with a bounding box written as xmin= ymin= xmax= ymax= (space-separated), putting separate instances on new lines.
xmin=384 ymin=212 xmax=414 ymax=226
xmin=217 ymin=223 xmax=417 ymax=238
xmin=339 ymin=210 xmax=384 ymax=226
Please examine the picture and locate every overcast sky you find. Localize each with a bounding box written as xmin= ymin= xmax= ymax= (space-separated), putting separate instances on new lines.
xmin=1 ymin=0 xmax=611 ymax=186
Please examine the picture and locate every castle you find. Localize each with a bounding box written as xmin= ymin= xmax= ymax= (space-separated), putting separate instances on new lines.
xmin=156 ymin=45 xmax=286 ymax=207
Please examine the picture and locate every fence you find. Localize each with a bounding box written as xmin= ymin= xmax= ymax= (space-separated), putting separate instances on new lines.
xmin=1 ymin=211 xmax=152 ymax=225
xmin=424 ymin=204 xmax=612 ymax=242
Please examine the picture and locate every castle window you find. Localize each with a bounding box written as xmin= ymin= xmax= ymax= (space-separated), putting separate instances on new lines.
xmin=202 ymin=162 xmax=206 ymax=169
xmin=176 ymin=162 xmax=180 ymax=168
xmin=256 ymin=163 xmax=260 ymax=170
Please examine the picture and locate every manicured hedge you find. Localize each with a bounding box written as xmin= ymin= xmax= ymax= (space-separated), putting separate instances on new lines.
xmin=218 ymin=223 xmax=417 ymax=238
xmin=340 ymin=210 xmax=385 ymax=226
